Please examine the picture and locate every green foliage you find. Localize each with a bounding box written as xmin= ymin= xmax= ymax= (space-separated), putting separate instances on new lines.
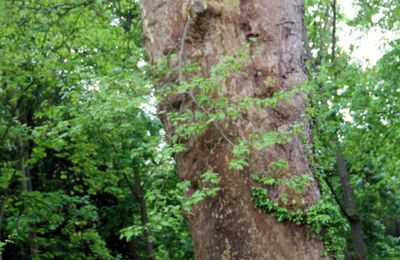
xmin=229 ymin=140 xmax=250 ymax=170
xmin=0 ymin=0 xmax=192 ymax=259
xmin=305 ymin=0 xmax=400 ymax=258
xmin=252 ymin=182 xmax=347 ymax=259
xmin=351 ymin=0 xmax=400 ymax=30
xmin=182 ymin=172 xmax=221 ymax=213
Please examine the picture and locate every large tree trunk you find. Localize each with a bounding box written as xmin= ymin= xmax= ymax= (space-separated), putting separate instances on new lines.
xmin=139 ymin=0 xmax=327 ymax=259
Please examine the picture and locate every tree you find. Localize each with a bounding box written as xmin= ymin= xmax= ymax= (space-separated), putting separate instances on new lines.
xmin=139 ymin=0 xmax=334 ymax=258
xmin=305 ymin=0 xmax=400 ymax=258
xmin=304 ymin=1 xmax=366 ymax=258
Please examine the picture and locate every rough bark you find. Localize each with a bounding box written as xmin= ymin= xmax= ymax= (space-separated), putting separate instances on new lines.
xmin=140 ymin=0 xmax=327 ymax=259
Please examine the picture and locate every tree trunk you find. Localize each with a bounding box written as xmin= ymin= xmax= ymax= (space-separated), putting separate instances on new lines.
xmin=122 ymin=170 xmax=155 ymax=260
xmin=0 ymin=196 xmax=6 ymax=260
xmin=133 ymin=172 xmax=155 ymax=260
xmin=336 ymin=151 xmax=365 ymax=260
xmin=139 ymin=1 xmax=327 ymax=258
xmin=16 ymin=108 xmax=38 ymax=259
xmin=330 ymin=1 xmax=365 ymax=258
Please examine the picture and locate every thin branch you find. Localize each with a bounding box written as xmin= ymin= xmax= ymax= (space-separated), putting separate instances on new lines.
xmin=57 ymin=0 xmax=95 ymax=16
xmin=20 ymin=193 xmax=57 ymax=212
xmin=122 ymin=171 xmax=139 ymax=201
xmin=187 ymin=92 xmax=234 ymax=146
xmin=178 ymin=17 xmax=194 ymax=83
xmin=325 ymin=177 xmax=357 ymax=222
xmin=331 ymin=0 xmax=337 ymax=62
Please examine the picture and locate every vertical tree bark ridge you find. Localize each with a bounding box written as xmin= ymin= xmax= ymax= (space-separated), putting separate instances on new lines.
xmin=140 ymin=0 xmax=328 ymax=259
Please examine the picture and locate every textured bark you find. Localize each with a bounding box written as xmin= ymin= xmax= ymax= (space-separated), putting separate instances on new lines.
xmin=140 ymin=0 xmax=327 ymax=259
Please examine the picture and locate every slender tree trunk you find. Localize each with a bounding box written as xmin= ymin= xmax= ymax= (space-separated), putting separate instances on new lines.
xmin=330 ymin=1 xmax=365 ymax=258
xmin=16 ymin=108 xmax=38 ymax=259
xmin=0 ymin=196 xmax=6 ymax=260
xmin=133 ymin=172 xmax=155 ymax=260
xmin=122 ymin=171 xmax=155 ymax=260
xmin=121 ymin=202 xmax=140 ymax=260
xmin=336 ymin=151 xmax=366 ymax=260
xmin=140 ymin=1 xmax=327 ymax=258
xmin=330 ymin=0 xmax=337 ymax=61
xmin=18 ymin=137 xmax=38 ymax=259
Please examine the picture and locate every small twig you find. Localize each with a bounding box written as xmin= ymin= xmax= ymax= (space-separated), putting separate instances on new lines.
xmin=20 ymin=193 xmax=57 ymax=212
xmin=187 ymin=92 xmax=234 ymax=145
xmin=330 ymin=0 xmax=337 ymax=62
xmin=325 ymin=177 xmax=354 ymax=221
xmin=178 ymin=17 xmax=194 ymax=83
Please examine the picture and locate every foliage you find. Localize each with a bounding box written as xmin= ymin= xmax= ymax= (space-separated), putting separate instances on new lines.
xmin=305 ymin=0 xmax=400 ymax=258
xmin=0 ymin=0 xmax=192 ymax=259
xmin=252 ymin=183 xmax=347 ymax=258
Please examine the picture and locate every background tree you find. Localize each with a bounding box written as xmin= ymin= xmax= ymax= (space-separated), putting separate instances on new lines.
xmin=0 ymin=1 xmax=192 ymax=259
xmin=305 ymin=0 xmax=400 ymax=258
